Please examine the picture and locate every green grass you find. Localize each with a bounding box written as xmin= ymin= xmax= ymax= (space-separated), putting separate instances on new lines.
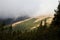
xmin=13 ymin=18 xmax=37 ymax=31
xmin=13 ymin=17 xmax=52 ymax=32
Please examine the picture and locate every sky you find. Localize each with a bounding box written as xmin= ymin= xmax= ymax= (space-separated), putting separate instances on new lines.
xmin=0 ymin=0 xmax=59 ymax=18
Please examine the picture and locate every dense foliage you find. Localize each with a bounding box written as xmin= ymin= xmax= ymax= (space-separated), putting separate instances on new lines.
xmin=0 ymin=17 xmax=59 ymax=40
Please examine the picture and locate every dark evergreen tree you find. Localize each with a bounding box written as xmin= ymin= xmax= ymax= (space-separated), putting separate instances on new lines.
xmin=9 ymin=25 xmax=12 ymax=32
xmin=51 ymin=2 xmax=60 ymax=27
xmin=50 ymin=2 xmax=60 ymax=40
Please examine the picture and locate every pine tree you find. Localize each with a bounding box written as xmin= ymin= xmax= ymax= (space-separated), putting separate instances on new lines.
xmin=51 ymin=2 xmax=60 ymax=27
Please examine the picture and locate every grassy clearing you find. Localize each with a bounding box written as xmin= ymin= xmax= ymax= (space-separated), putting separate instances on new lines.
xmin=12 ymin=17 xmax=53 ymax=32
xmin=13 ymin=18 xmax=37 ymax=31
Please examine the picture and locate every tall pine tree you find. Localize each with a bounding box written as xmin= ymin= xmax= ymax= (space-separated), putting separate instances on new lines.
xmin=51 ymin=2 xmax=60 ymax=27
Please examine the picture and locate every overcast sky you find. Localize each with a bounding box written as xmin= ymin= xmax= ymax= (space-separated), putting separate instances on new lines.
xmin=0 ymin=0 xmax=59 ymax=18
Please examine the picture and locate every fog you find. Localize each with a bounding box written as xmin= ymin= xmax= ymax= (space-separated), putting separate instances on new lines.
xmin=0 ymin=0 xmax=59 ymax=18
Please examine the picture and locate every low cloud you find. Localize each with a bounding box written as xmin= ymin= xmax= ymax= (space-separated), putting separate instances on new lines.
xmin=0 ymin=0 xmax=58 ymax=18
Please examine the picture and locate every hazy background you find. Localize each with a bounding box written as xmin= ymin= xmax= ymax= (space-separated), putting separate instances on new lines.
xmin=0 ymin=0 xmax=59 ymax=18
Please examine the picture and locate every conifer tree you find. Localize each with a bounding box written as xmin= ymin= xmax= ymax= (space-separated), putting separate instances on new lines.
xmin=51 ymin=2 xmax=60 ymax=27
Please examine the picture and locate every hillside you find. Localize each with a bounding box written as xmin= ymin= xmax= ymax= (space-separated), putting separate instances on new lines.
xmin=12 ymin=16 xmax=53 ymax=31
xmin=0 ymin=16 xmax=29 ymax=25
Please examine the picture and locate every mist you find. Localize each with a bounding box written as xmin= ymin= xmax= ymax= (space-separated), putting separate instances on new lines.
xmin=0 ymin=0 xmax=58 ymax=18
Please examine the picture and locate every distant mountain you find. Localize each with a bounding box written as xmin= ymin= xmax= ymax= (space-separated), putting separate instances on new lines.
xmin=13 ymin=16 xmax=30 ymax=23
xmin=0 ymin=18 xmax=14 ymax=25
xmin=0 ymin=16 xmax=30 ymax=25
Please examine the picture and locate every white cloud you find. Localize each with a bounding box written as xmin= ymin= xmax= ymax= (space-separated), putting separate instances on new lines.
xmin=0 ymin=0 xmax=59 ymax=18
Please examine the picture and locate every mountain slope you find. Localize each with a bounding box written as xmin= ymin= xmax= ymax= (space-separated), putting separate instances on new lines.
xmin=12 ymin=16 xmax=53 ymax=31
